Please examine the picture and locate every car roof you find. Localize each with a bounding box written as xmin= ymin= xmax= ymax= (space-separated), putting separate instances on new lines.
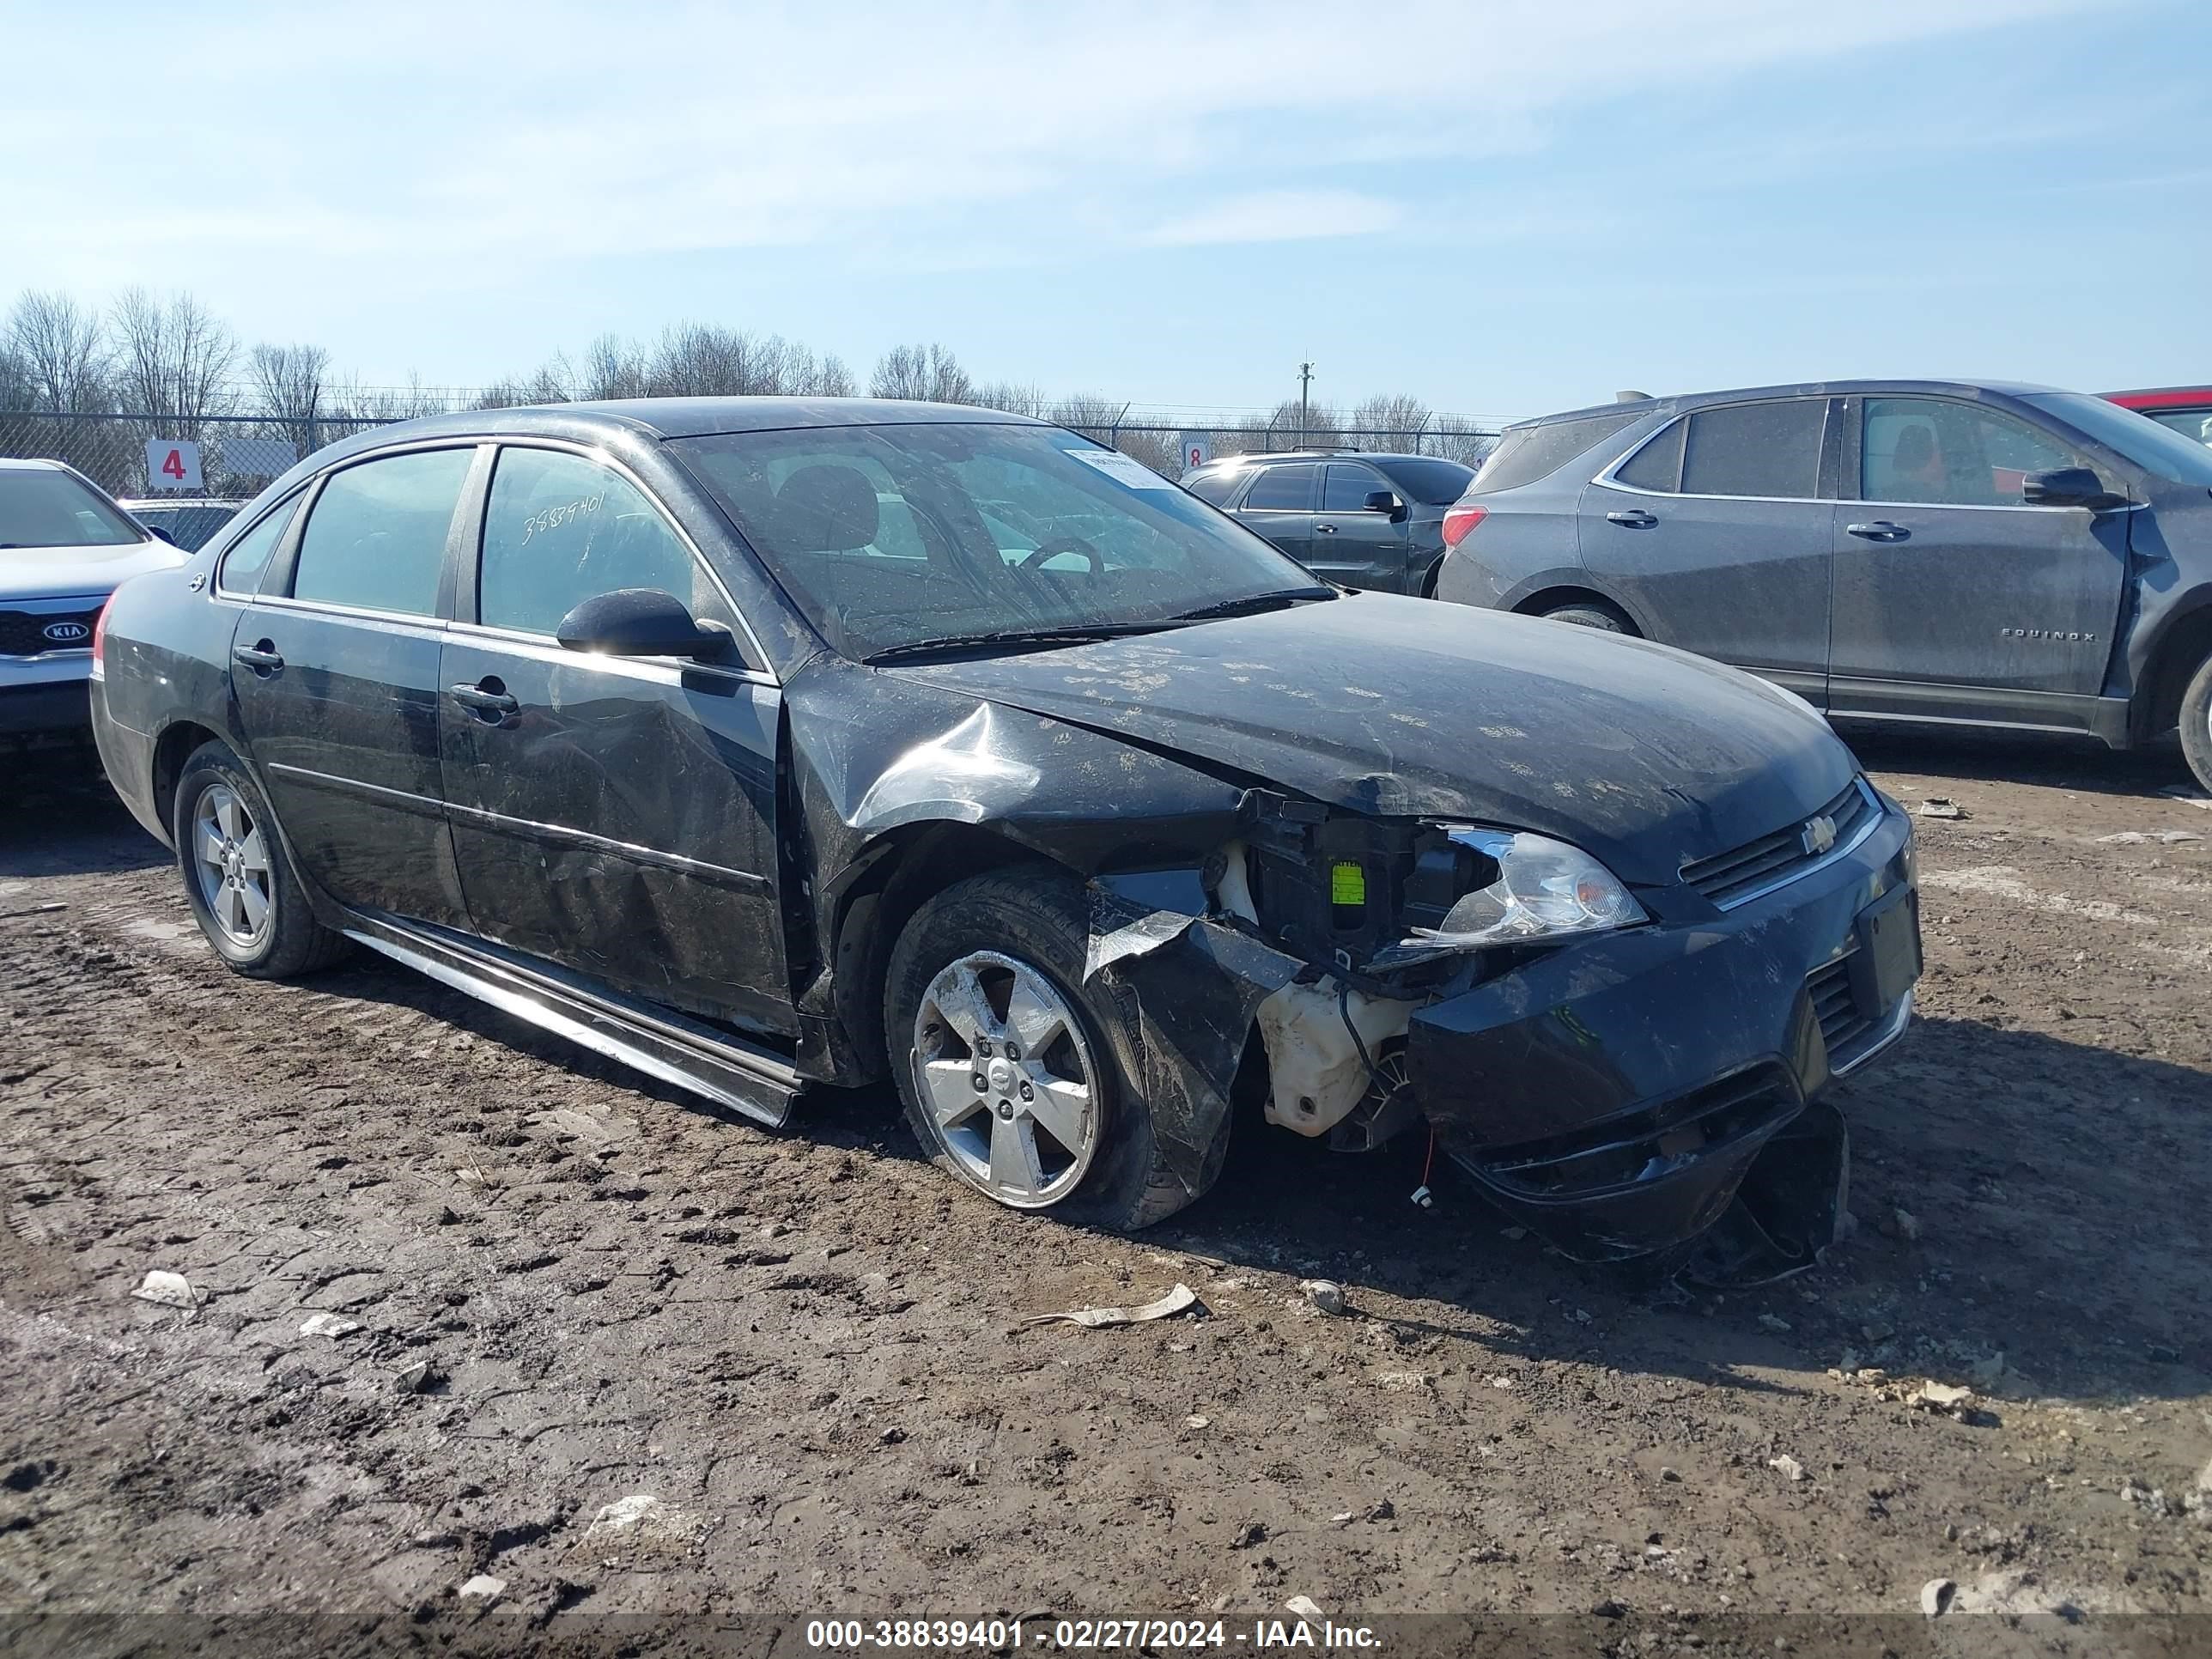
xmin=270 ymin=397 xmax=1046 ymax=489
xmin=1194 ymin=450 xmax=1450 ymax=468
xmin=2106 ymin=386 xmax=2212 ymax=404
xmin=1510 ymin=379 xmax=2077 ymax=430
xmin=116 ymin=497 xmax=251 ymax=508
xmin=0 ymin=457 xmax=68 ymax=472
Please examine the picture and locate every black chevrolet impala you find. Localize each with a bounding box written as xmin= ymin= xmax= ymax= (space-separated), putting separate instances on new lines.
xmin=89 ymin=398 xmax=1920 ymax=1279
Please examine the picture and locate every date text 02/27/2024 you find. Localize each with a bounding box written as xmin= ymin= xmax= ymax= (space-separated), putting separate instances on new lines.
xmin=805 ymin=1618 xmax=1384 ymax=1650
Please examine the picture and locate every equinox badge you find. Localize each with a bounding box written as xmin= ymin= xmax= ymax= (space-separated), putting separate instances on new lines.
xmin=1801 ymin=814 xmax=1838 ymax=857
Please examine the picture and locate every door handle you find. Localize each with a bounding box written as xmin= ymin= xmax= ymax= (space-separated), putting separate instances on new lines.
xmin=449 ymin=681 xmax=520 ymax=720
xmin=1846 ymin=521 xmax=1911 ymax=543
xmin=1605 ymin=509 xmax=1657 ymax=528
xmin=232 ymin=641 xmax=283 ymax=672
xmin=1315 ymin=522 xmax=1338 ymax=534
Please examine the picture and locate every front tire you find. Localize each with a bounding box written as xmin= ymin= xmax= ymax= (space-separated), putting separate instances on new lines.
xmin=172 ymin=741 xmax=349 ymax=978
xmin=2181 ymin=654 xmax=2212 ymax=796
xmin=884 ymin=870 xmax=1188 ymax=1231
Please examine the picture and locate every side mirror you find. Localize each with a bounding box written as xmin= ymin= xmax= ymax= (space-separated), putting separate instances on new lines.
xmin=1363 ymin=489 xmax=1407 ymax=520
xmin=556 ymin=587 xmax=726 ymax=660
xmin=2022 ymin=466 xmax=2125 ymax=511
xmin=144 ymin=525 xmax=178 ymax=546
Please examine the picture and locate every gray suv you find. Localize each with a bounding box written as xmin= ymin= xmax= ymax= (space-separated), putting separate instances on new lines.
xmin=1432 ymin=380 xmax=2212 ymax=793
xmin=1182 ymin=451 xmax=1475 ymax=593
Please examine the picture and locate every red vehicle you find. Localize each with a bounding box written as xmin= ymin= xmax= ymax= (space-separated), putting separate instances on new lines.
xmin=2107 ymin=386 xmax=2212 ymax=448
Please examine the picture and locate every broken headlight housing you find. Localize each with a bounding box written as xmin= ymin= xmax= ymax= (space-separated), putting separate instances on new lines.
xmin=1407 ymin=827 xmax=1646 ymax=948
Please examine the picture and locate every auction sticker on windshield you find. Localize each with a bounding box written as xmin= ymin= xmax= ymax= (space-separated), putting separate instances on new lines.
xmin=1066 ymin=448 xmax=1172 ymax=489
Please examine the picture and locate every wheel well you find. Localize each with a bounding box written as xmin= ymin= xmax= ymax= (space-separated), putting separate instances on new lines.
xmin=151 ymin=721 xmax=222 ymax=841
xmin=826 ymin=823 xmax=1060 ymax=1081
xmin=1512 ymin=586 xmax=1639 ymax=633
xmin=2137 ymin=607 xmax=2212 ymax=742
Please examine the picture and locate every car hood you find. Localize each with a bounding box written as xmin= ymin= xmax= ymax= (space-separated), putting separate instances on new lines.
xmin=883 ymin=595 xmax=1855 ymax=886
xmin=0 ymin=540 xmax=184 ymax=604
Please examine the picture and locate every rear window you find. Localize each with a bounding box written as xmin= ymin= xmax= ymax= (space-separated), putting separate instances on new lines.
xmin=1182 ymin=468 xmax=1243 ymax=506
xmin=1373 ymin=457 xmax=1475 ymax=506
xmin=1679 ymin=400 xmax=1826 ymax=499
xmin=0 ymin=468 xmax=144 ymax=550
xmin=1468 ymin=412 xmax=1640 ymax=495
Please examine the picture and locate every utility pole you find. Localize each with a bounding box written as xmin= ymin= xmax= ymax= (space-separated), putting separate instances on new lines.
xmin=1297 ymin=361 xmax=1314 ymax=442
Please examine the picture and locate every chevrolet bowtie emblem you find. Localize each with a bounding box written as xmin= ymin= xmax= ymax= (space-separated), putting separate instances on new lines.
xmin=1801 ymin=814 xmax=1838 ymax=857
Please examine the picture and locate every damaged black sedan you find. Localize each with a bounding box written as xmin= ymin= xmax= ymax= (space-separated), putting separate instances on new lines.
xmin=88 ymin=398 xmax=1919 ymax=1279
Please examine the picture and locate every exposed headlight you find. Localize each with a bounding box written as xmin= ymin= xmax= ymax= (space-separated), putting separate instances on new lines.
xmin=1411 ymin=827 xmax=1647 ymax=947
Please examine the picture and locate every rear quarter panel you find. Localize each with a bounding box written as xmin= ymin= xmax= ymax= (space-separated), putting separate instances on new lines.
xmin=94 ymin=549 xmax=252 ymax=844
xmin=1431 ymin=477 xmax=1590 ymax=611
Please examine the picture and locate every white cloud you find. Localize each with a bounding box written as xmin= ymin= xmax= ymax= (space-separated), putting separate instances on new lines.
xmin=1 ymin=0 xmax=2097 ymax=289
xmin=1140 ymin=190 xmax=1405 ymax=246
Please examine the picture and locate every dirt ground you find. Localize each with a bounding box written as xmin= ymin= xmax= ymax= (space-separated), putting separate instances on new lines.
xmin=3 ymin=729 xmax=2210 ymax=1656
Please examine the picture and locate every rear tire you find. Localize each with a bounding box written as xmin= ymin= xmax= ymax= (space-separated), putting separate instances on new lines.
xmin=1540 ymin=601 xmax=1635 ymax=635
xmin=2181 ymin=654 xmax=2212 ymax=796
xmin=173 ymin=741 xmax=349 ymax=978
xmin=884 ymin=869 xmax=1190 ymax=1231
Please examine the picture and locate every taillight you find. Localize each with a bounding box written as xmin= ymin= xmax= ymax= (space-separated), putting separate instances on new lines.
xmin=1441 ymin=503 xmax=1488 ymax=549
xmin=90 ymin=599 xmax=110 ymax=680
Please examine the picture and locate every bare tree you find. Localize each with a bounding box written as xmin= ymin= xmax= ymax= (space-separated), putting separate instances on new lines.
xmin=1432 ymin=414 xmax=1499 ymax=468
xmin=109 ymin=289 xmax=238 ymax=437
xmin=247 ymin=343 xmax=327 ymax=447
xmin=805 ymin=353 xmax=857 ymax=398
xmin=870 ymin=343 xmax=973 ymax=404
xmin=973 ymin=380 xmax=1051 ymax=418
xmin=1349 ymin=393 xmax=1431 ymax=450
xmin=6 ymin=290 xmax=110 ymax=415
xmin=1262 ymin=397 xmax=1340 ymax=451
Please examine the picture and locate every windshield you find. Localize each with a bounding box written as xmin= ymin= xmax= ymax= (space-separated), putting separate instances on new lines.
xmin=2023 ymin=393 xmax=2212 ymax=486
xmin=0 ymin=468 xmax=146 ymax=550
xmin=673 ymin=422 xmax=1329 ymax=659
xmin=1374 ymin=457 xmax=1476 ymax=506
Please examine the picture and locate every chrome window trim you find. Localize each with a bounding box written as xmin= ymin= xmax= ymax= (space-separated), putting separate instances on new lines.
xmin=1703 ymin=778 xmax=1889 ymax=913
xmin=246 ymin=594 xmax=451 ymax=633
xmin=1592 ymin=401 xmax=1833 ymax=505
xmin=475 ymin=437 xmax=777 ymax=681
xmin=443 ymin=617 xmax=777 ymax=690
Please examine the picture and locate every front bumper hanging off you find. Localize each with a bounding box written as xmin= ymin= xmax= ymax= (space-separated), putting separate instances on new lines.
xmin=1407 ymin=798 xmax=1918 ymax=1282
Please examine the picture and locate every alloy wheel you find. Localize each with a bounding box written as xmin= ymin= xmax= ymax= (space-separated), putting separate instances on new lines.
xmin=191 ymin=782 xmax=273 ymax=950
xmin=911 ymin=951 xmax=1100 ymax=1208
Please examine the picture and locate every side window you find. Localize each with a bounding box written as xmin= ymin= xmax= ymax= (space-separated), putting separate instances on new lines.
xmin=1183 ymin=469 xmax=1241 ymax=506
xmin=480 ymin=448 xmax=720 ymax=634
xmin=1322 ymin=464 xmax=1389 ymax=512
xmin=1613 ymin=420 xmax=1685 ymax=493
xmin=1680 ymin=401 xmax=1826 ymax=499
xmin=216 ymin=494 xmax=301 ymax=596
xmin=1862 ymin=398 xmax=2086 ymax=507
xmin=1241 ymin=464 xmax=1316 ymax=511
xmin=291 ymin=449 xmax=473 ymax=617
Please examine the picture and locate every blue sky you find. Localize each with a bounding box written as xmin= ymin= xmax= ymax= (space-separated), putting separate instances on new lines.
xmin=7 ymin=0 xmax=2207 ymax=420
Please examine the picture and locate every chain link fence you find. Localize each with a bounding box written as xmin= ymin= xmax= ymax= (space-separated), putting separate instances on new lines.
xmin=1 ymin=408 xmax=1504 ymax=502
xmin=0 ymin=410 xmax=407 ymax=501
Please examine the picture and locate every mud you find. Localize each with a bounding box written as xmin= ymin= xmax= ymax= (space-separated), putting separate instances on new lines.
xmin=2 ymin=732 xmax=2209 ymax=1651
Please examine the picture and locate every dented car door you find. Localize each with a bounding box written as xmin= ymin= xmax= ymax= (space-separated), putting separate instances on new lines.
xmin=436 ymin=443 xmax=793 ymax=1035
